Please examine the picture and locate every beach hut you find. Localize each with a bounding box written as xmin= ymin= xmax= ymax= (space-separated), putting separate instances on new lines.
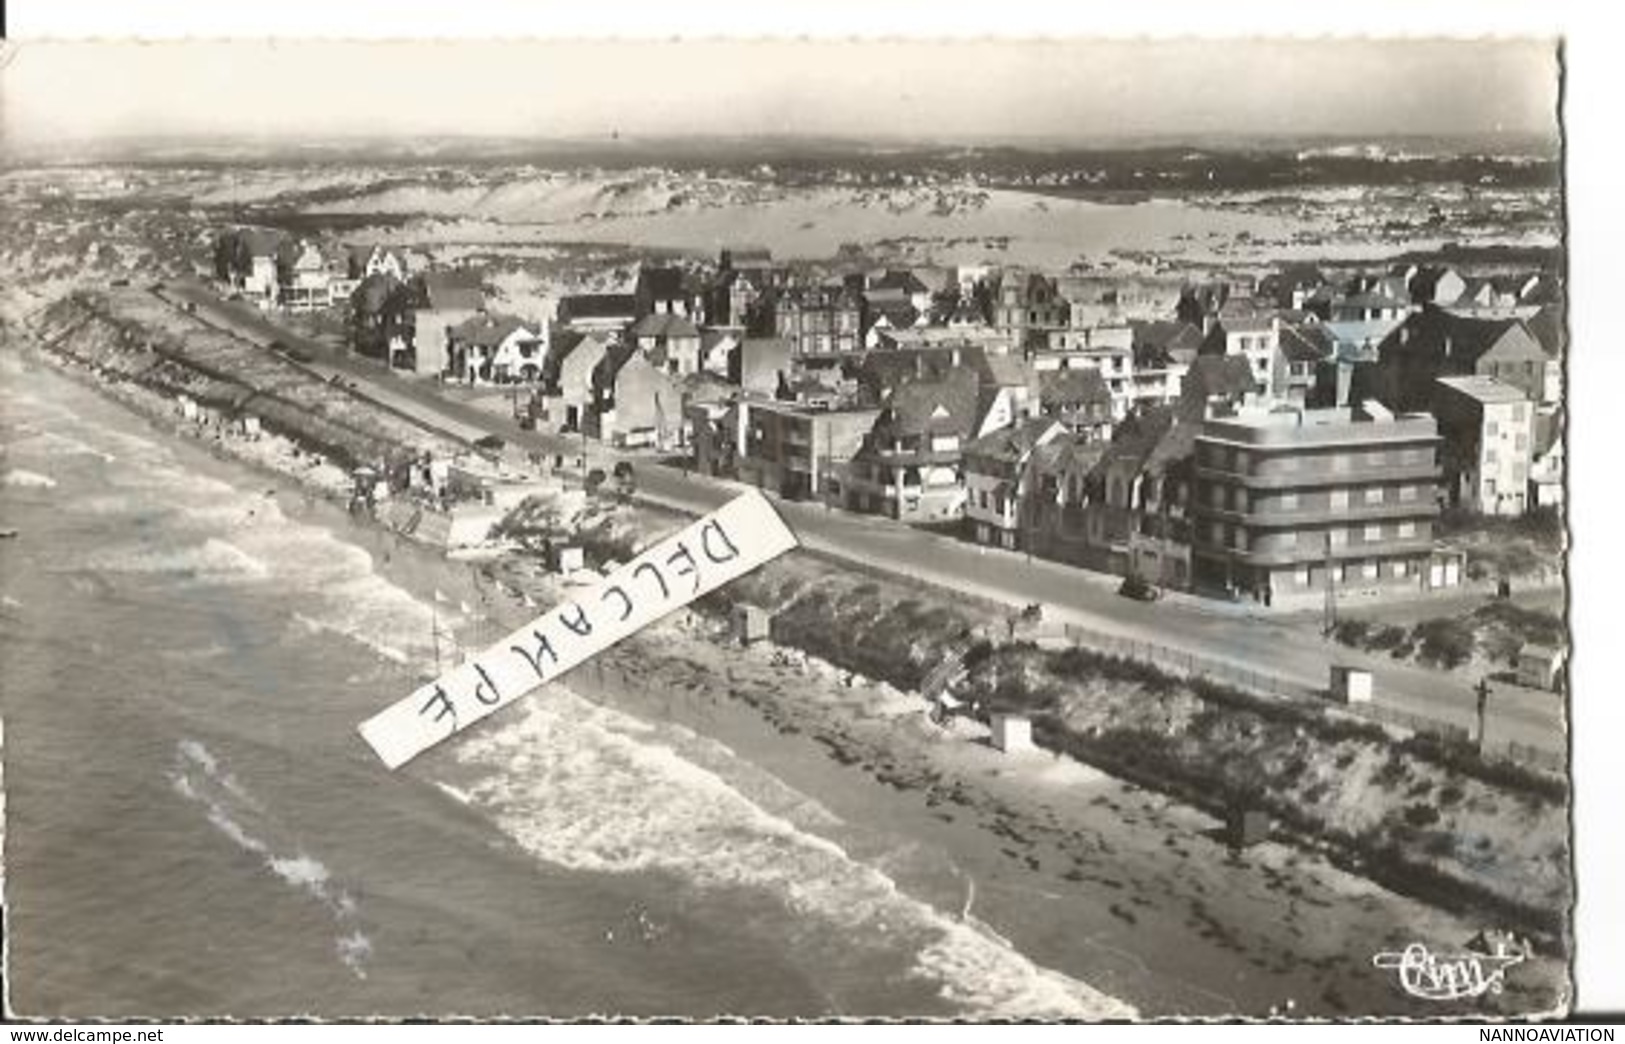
xmin=731 ymin=604 xmax=772 ymax=646
xmin=1515 ymin=644 xmax=1565 ymax=691
xmin=989 ymin=712 xmax=1034 ymax=753
xmin=1227 ymin=806 xmax=1272 ymax=849
xmin=1329 ymin=665 xmax=1373 ymax=704
xmin=240 ymin=415 xmax=262 ymax=438
xmin=553 ymin=545 xmax=585 ymax=574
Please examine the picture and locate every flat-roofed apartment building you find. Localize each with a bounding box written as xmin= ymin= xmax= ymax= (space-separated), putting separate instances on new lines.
xmin=1191 ymin=402 xmax=1444 ymax=606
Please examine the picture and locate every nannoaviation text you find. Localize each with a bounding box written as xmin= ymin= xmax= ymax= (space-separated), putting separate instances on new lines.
xmin=1481 ymin=1031 xmax=1614 ymax=1042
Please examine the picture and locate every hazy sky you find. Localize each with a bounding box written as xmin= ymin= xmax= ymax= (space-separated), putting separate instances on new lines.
xmin=1 ymin=38 xmax=1561 ymax=146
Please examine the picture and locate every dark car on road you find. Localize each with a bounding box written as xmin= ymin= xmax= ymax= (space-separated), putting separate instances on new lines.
xmin=1117 ymin=575 xmax=1162 ymax=602
xmin=474 ymin=435 xmax=506 ymax=455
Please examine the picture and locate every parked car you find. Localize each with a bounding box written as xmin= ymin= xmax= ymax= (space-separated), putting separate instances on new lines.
xmin=1117 ymin=575 xmax=1161 ymax=602
xmin=474 ymin=434 xmax=506 ymax=455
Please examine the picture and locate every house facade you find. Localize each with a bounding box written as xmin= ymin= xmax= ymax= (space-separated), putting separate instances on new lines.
xmin=731 ymin=399 xmax=880 ymax=504
xmin=963 ymin=418 xmax=1068 ymax=549
xmin=1433 ymin=376 xmax=1534 ymax=517
xmin=1190 ymin=404 xmax=1444 ymax=606
xmin=844 ymin=369 xmax=982 ymax=523
xmin=776 ymin=284 xmax=864 ymax=356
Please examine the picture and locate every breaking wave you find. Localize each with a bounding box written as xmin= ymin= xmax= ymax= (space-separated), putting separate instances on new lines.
xmin=3 ymin=468 xmax=58 ymax=489
xmin=451 ymin=694 xmax=1134 ymax=1019
xmin=169 ymin=739 xmax=372 ymax=979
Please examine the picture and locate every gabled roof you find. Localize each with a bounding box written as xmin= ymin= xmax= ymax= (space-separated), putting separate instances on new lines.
xmin=631 ymin=312 xmax=700 ymax=339
xmin=352 ymin=272 xmax=408 ymax=315
xmin=1379 ymin=309 xmax=1543 ymax=367
xmin=873 ymin=368 xmax=982 ymax=440
xmin=1032 ymin=434 xmax=1107 ymax=480
xmin=451 ymin=313 xmax=535 ymax=349
xmin=1091 ymin=406 xmax=1178 ymax=479
xmin=1278 ymin=320 xmax=1337 ymax=363
xmin=1180 ymin=354 xmax=1260 ymax=417
xmin=1130 ymin=319 xmax=1205 ymax=366
xmin=638 ymin=266 xmax=693 ymax=300
xmin=1524 ymin=304 xmax=1564 ymax=357
xmin=234 ymin=228 xmax=284 ymax=258
xmin=871 ymin=269 xmax=930 ymax=295
xmin=419 ymin=269 xmax=486 ymax=312
xmin=1038 ymin=367 xmax=1112 ymax=409
xmin=974 ymin=351 xmax=1032 ymax=389
xmin=963 ymin=416 xmax=1065 ymax=465
xmin=557 ymin=293 xmax=637 ymax=322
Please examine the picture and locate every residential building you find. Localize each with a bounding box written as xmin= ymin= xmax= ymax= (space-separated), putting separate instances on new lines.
xmin=1369 ymin=309 xmax=1551 ymax=411
xmin=1403 ymin=264 xmax=1468 ymax=308
xmin=1274 ymin=319 xmax=1336 ymax=406
xmin=1190 ymin=403 xmax=1444 ymax=606
xmin=1433 ymin=375 xmax=1534 ymax=517
xmin=276 ymin=239 xmax=335 ymax=312
xmin=993 ymin=271 xmax=1069 ymax=351
xmin=446 ymin=314 xmax=544 ymax=384
xmin=1033 ymin=325 xmax=1135 ymax=416
xmin=412 ymin=269 xmax=487 ymax=378
xmin=963 ymin=417 xmax=1068 ymax=549
xmin=214 ymin=228 xmax=284 ymax=307
xmin=630 ymin=312 xmax=703 ymax=376
xmin=698 ymin=328 xmax=742 ymax=379
xmin=555 ymin=293 xmax=638 ymax=334
xmin=634 ymin=266 xmax=702 ymax=320
xmin=862 ymin=287 xmax=923 ymax=348
xmin=730 ymin=336 xmax=795 ymax=397
xmin=1529 ymin=407 xmax=1564 ymax=510
xmin=844 ymin=368 xmax=982 ymax=523
xmin=535 ymin=329 xmax=612 ymax=433
xmin=587 ymin=344 xmax=686 ymax=449
xmin=347 ymin=244 xmax=408 ymax=282
xmin=732 ymin=399 xmax=881 ymax=504
xmin=775 ymin=283 xmax=865 ymax=356
xmin=1036 ymin=367 xmax=1114 ymax=440
xmin=349 ymin=272 xmax=415 ymax=368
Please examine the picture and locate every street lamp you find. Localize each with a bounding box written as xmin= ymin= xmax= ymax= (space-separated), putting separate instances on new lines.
xmin=1474 ymin=677 xmax=1492 ymax=754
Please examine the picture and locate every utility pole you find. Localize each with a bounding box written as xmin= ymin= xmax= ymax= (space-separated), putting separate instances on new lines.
xmin=1474 ymin=677 xmax=1492 ymax=754
xmin=1322 ymin=530 xmax=1338 ymax=637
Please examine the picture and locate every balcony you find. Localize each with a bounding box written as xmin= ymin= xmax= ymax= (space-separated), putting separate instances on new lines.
xmin=1191 ymin=499 xmax=1441 ymax=527
xmin=1193 ymin=459 xmax=1439 ymax=490
xmin=1190 ymin=536 xmax=1438 ymax=567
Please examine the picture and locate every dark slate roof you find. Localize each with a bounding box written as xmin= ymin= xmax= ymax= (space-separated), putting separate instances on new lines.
xmin=871 ymin=269 xmax=930 ymax=295
xmin=351 ymin=272 xmax=407 ymax=315
xmin=1524 ymin=304 xmax=1565 ymax=357
xmin=873 ymin=368 xmax=982 ymax=440
xmin=1278 ymin=320 xmax=1337 ymax=363
xmin=1090 ymin=406 xmax=1177 ymax=480
xmin=419 ymin=269 xmax=486 ymax=312
xmin=963 ymin=417 xmax=1063 ymax=464
xmin=450 ymin=313 xmax=534 ymax=349
xmin=1032 ymin=434 xmax=1107 ymax=479
xmin=631 ymin=312 xmax=700 ymax=339
xmin=1038 ymin=367 xmax=1112 ymax=409
xmin=235 ymin=228 xmax=285 ymax=257
xmin=557 ymin=293 xmax=637 ymax=322
xmin=639 ymin=266 xmax=690 ymax=300
xmin=1379 ymin=309 xmax=1541 ymax=367
xmin=1130 ymin=320 xmax=1205 ymax=366
xmin=1179 ymin=354 xmax=1260 ymax=416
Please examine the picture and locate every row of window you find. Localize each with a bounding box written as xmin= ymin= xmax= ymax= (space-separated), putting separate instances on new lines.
xmin=1203 ymin=483 xmax=1424 ymax=512
xmin=1199 ymin=445 xmax=1434 ymax=472
xmin=1207 ymin=520 xmax=1420 ymax=551
xmin=1286 ymin=558 xmax=1414 ymax=586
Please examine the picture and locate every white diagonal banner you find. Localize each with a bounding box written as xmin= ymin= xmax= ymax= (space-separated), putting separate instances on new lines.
xmin=359 ymin=489 xmax=798 ymax=769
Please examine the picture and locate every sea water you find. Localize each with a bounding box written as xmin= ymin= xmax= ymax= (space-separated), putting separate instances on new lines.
xmin=0 ymin=352 xmax=1129 ymax=1019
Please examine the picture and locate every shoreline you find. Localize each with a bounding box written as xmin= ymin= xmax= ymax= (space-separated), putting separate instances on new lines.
xmin=6 ymin=334 xmax=1568 ymax=1018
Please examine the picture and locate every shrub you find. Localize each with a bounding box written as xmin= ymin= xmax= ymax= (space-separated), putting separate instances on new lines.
xmin=1414 ymin=618 xmax=1476 ymax=669
xmin=1403 ymin=803 xmax=1441 ymax=828
xmin=1333 ymin=619 xmax=1371 ymax=648
xmin=1368 ymin=625 xmax=1408 ymax=651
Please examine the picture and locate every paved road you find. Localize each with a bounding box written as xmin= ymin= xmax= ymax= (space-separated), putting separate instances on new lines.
xmin=156 ymin=281 xmax=1568 ymax=758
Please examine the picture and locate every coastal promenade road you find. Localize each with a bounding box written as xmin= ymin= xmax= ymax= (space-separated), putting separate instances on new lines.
xmin=152 ymin=282 xmax=1568 ymax=759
